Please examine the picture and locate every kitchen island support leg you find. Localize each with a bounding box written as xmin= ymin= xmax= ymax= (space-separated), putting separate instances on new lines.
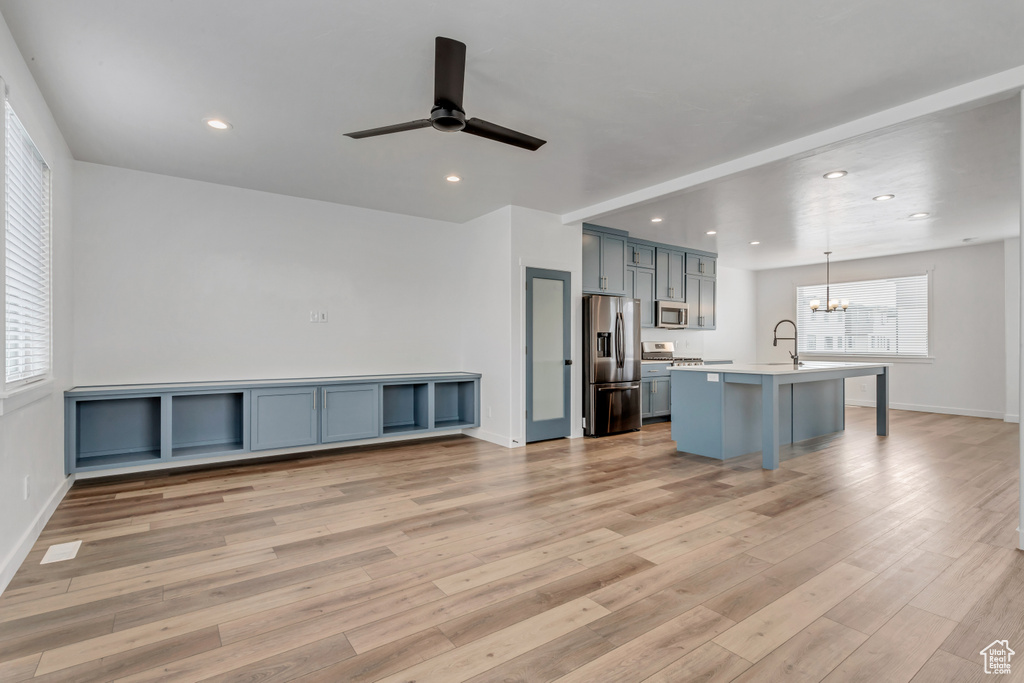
xmin=876 ymin=366 xmax=889 ymax=436
xmin=761 ymin=376 xmax=779 ymax=470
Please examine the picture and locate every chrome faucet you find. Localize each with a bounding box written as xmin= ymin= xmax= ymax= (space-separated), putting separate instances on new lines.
xmin=773 ymin=319 xmax=801 ymax=366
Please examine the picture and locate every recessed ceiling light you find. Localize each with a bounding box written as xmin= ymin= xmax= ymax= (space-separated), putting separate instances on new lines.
xmin=651 ymin=217 xmax=663 ymax=223
xmin=446 ymin=175 xmax=461 ymax=182
xmin=873 ymin=194 xmax=895 ymax=201
xmin=706 ymin=230 xmax=717 ymax=235
xmin=749 ymin=241 xmax=760 ymax=245
xmin=823 ymin=170 xmax=847 ymax=179
xmin=204 ymin=118 xmax=232 ymax=130
xmin=909 ymin=212 xmax=930 ymax=219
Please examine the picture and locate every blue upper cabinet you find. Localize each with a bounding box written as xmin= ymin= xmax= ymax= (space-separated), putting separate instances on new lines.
xmin=686 ymin=253 xmax=717 ymax=277
xmin=251 ymin=386 xmax=319 ymax=451
xmin=582 ymin=230 xmax=602 ymax=292
xmin=628 ymin=242 xmax=656 ymax=269
xmin=582 ymin=225 xmax=627 ymax=296
xmin=655 ymin=247 xmax=686 ymax=301
xmin=634 ymin=267 xmax=656 ymax=327
xmin=686 ymin=274 xmax=716 ymax=329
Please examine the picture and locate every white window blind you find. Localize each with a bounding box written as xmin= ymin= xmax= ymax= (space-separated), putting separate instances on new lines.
xmin=796 ymin=274 xmax=928 ymax=357
xmin=5 ymin=98 xmax=51 ymax=385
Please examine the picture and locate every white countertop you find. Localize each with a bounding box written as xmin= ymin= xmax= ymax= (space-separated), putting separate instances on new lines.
xmin=669 ymin=361 xmax=890 ymax=376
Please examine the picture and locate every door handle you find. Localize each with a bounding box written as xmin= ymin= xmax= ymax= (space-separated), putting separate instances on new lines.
xmin=313 ymin=389 xmax=317 ymax=411
xmin=653 ymin=382 xmax=657 ymax=394
xmin=615 ymin=313 xmax=624 ymax=369
xmin=598 ymin=385 xmax=635 ymax=391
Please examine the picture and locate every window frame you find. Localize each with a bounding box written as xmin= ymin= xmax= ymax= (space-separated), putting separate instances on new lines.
xmin=2 ymin=80 xmax=53 ymax=396
xmin=795 ymin=271 xmax=932 ymax=363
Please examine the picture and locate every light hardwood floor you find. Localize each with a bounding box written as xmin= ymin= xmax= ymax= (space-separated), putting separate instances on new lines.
xmin=1 ymin=407 xmax=1021 ymax=682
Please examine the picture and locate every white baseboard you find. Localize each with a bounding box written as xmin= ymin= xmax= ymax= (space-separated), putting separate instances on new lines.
xmin=465 ymin=428 xmax=515 ymax=449
xmin=845 ymin=399 xmax=1006 ymax=420
xmin=1005 ymin=414 xmax=1020 ymax=424
xmin=0 ymin=475 xmax=74 ymax=595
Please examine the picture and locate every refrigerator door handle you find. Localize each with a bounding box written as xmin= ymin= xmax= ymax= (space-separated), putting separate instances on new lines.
xmin=615 ymin=312 xmax=624 ymax=369
xmin=597 ymin=383 xmax=641 ymax=391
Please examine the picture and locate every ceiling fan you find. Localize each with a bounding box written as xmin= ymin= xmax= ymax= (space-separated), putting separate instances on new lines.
xmin=344 ymin=37 xmax=546 ymax=151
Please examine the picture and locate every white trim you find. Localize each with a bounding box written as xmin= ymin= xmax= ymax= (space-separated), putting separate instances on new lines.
xmin=0 ymin=378 xmax=53 ymax=415
xmin=1004 ymin=414 xmax=1019 ymax=424
xmin=845 ymin=398 xmax=1004 ymax=420
xmin=0 ymin=474 xmax=73 ymax=595
xmin=562 ymin=65 xmax=1024 ymax=224
xmin=465 ymin=428 xmax=515 ymax=448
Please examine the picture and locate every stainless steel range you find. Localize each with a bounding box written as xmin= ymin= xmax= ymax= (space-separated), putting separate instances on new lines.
xmin=641 ymin=341 xmax=703 ymax=366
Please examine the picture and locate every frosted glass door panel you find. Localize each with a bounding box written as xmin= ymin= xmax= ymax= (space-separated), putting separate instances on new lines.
xmin=532 ymin=278 xmax=564 ymax=421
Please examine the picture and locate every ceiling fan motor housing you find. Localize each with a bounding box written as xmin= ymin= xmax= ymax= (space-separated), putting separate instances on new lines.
xmin=430 ymin=106 xmax=466 ymax=132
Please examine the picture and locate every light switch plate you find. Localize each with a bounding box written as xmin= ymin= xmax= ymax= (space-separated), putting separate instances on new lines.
xmin=707 ymin=373 xmax=720 ymax=382
xmin=41 ymin=540 xmax=82 ymax=564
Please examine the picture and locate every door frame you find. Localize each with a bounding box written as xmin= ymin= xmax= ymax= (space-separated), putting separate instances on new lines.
xmin=525 ymin=267 xmax=572 ymax=443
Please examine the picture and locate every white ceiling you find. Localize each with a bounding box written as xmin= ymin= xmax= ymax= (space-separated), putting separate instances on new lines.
xmin=1 ymin=0 xmax=1023 ymax=267
xmin=597 ymin=96 xmax=1021 ymax=270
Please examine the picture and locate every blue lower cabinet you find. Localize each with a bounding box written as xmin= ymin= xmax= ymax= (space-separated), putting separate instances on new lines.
xmin=251 ymin=387 xmax=319 ymax=451
xmin=321 ymin=384 xmax=380 ymax=443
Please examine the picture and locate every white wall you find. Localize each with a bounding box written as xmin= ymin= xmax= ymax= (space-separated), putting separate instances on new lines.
xmin=509 ymin=207 xmax=584 ymax=445
xmin=756 ymin=242 xmax=1008 ymax=419
xmin=460 ymin=207 xmax=514 ymax=446
xmin=0 ymin=12 xmax=75 ymax=592
xmin=639 ymin=265 xmax=757 ymax=363
xmin=1005 ymin=237 xmax=1020 ymax=422
xmin=73 ymin=162 xmax=471 ymax=384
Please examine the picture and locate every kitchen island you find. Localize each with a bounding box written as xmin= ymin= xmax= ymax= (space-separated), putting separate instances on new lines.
xmin=669 ymin=362 xmax=890 ymax=470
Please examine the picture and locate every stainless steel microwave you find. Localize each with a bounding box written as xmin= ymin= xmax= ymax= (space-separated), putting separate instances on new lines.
xmin=655 ymin=301 xmax=689 ymax=328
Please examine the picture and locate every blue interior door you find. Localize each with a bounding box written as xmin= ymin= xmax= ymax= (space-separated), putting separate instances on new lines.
xmin=526 ymin=268 xmax=572 ymax=442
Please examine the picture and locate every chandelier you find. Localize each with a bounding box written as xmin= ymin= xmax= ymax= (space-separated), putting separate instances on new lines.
xmin=809 ymin=251 xmax=848 ymax=313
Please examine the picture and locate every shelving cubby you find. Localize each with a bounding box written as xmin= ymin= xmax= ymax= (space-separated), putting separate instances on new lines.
xmin=381 ymin=383 xmax=430 ymax=435
xmin=433 ymin=380 xmax=477 ymax=429
xmin=171 ymin=392 xmax=246 ymax=457
xmin=74 ymin=396 xmax=162 ymax=469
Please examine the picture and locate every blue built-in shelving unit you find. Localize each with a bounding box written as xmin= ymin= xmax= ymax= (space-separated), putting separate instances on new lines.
xmin=65 ymin=372 xmax=480 ymax=474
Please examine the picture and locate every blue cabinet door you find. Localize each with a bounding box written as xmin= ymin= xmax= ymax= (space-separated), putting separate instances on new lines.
xmin=251 ymin=387 xmax=318 ymax=451
xmin=686 ymin=275 xmax=716 ymax=329
xmin=687 ymin=254 xmax=717 ymax=277
xmin=582 ymin=231 xmax=602 ymax=293
xmin=321 ymin=384 xmax=380 ymax=443
xmin=641 ymin=380 xmax=653 ymax=418
xmin=699 ymin=277 xmax=716 ymax=329
xmin=656 ymin=248 xmax=685 ymax=301
xmin=629 ymin=243 xmax=656 ymax=268
xmin=635 ymin=268 xmax=655 ymax=328
xmin=601 ymin=233 xmax=627 ymax=295
xmin=651 ymin=378 xmax=671 ymax=416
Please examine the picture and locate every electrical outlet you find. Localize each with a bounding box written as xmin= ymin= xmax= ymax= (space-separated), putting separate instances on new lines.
xmin=319 ymin=311 xmax=328 ymax=323
xmin=310 ymin=310 xmax=319 ymax=323
xmin=23 ymin=475 xmax=30 ymax=500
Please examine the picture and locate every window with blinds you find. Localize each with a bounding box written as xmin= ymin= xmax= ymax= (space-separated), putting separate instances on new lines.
xmin=796 ymin=274 xmax=928 ymax=358
xmin=4 ymin=98 xmax=51 ymax=386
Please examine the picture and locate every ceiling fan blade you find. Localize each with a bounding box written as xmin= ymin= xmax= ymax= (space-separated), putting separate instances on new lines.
xmin=434 ymin=37 xmax=466 ymax=110
xmin=344 ymin=119 xmax=432 ymax=139
xmin=463 ymin=118 xmax=546 ymax=151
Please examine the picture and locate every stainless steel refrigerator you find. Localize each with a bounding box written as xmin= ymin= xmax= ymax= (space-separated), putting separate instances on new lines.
xmin=583 ymin=295 xmax=642 ymax=437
